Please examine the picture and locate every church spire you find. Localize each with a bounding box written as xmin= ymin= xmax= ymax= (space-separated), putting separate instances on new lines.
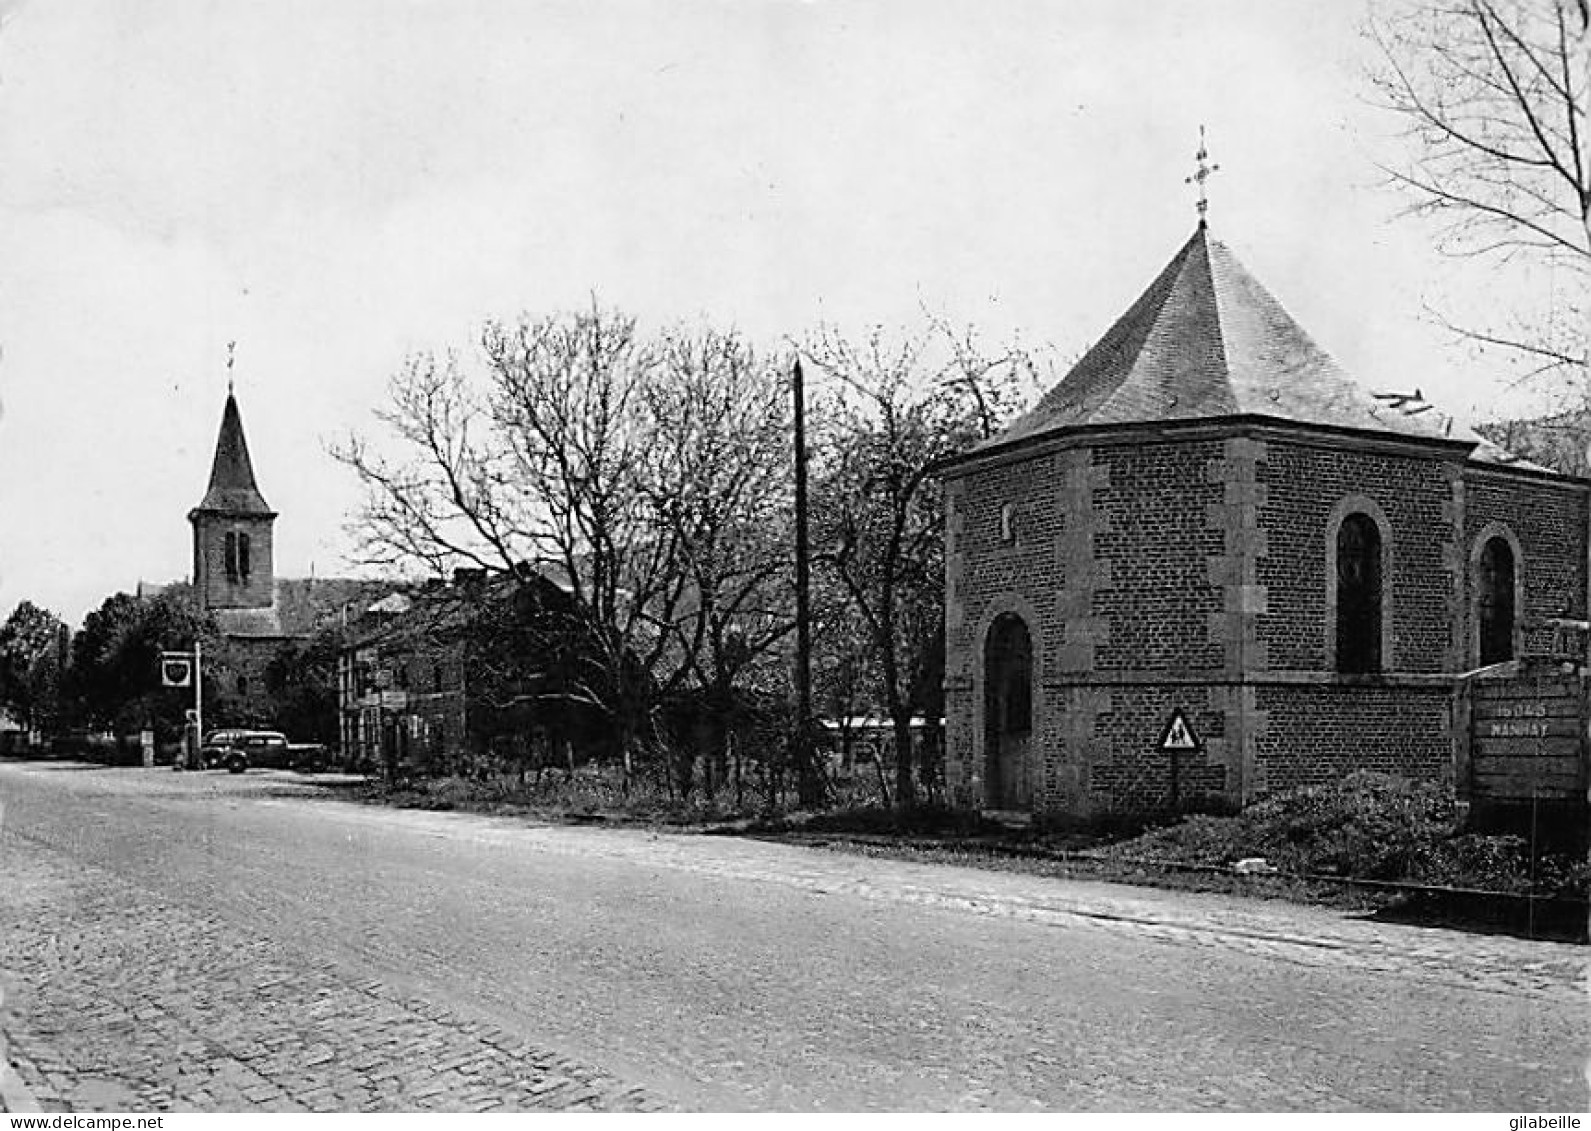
xmin=192 ymin=390 xmax=273 ymax=516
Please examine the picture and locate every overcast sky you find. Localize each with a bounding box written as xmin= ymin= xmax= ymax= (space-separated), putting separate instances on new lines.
xmin=0 ymin=0 xmax=1553 ymax=626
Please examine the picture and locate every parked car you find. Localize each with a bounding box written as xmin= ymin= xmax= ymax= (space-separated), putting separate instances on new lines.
xmin=200 ymin=730 xmax=335 ymax=774
xmin=200 ymin=729 xmax=290 ymax=773
xmin=288 ymin=742 xmax=332 ymax=773
xmin=199 ymin=729 xmax=242 ymax=769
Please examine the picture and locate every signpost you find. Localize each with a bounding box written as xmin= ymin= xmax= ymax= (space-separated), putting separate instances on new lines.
xmin=161 ymin=641 xmax=203 ymax=769
xmin=1465 ymin=661 xmax=1586 ymax=807
xmin=1157 ymin=707 xmax=1202 ymax=811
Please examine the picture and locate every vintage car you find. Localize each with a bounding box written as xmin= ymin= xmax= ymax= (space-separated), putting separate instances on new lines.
xmin=198 ymin=729 xmax=334 ymax=773
xmin=199 ymin=729 xmax=290 ymax=773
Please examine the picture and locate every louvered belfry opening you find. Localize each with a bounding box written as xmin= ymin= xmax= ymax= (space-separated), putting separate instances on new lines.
xmin=223 ymin=531 xmax=253 ymax=583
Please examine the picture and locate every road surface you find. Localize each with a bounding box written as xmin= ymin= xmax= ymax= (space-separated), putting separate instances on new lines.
xmin=0 ymin=761 xmax=1585 ymax=1111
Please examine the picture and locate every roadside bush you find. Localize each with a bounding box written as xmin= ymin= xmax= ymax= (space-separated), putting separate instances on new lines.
xmin=1240 ymin=771 xmax=1456 ymax=879
xmin=1109 ymin=812 xmax=1249 ymax=868
xmin=1427 ymin=833 xmax=1591 ymax=896
xmin=1108 ymin=771 xmax=1586 ymax=898
xmin=1423 ymin=833 xmax=1531 ymax=892
xmin=366 ymin=763 xmax=762 ymax=823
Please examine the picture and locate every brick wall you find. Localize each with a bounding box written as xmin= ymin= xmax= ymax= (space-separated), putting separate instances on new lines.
xmin=1093 ymin=442 xmax=1226 ymax=672
xmin=944 ymin=450 xmax=1069 ymax=808
xmin=944 ymin=452 xmax=1065 ymax=684
xmin=945 ymin=435 xmax=1242 ymax=813
xmin=1085 ymin=683 xmax=1231 ymax=813
xmin=1253 ymin=683 xmax=1451 ymax=794
xmin=1464 ymin=470 xmax=1588 ymax=659
xmin=1256 ymin=441 xmax=1457 ymax=673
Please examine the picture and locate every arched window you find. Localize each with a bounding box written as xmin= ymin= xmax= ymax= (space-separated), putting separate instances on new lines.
xmin=224 ymin=532 xmax=239 ymax=581
xmin=1477 ymin=535 xmax=1516 ymax=664
xmin=237 ymin=532 xmax=251 ymax=581
xmin=1335 ymin=513 xmax=1383 ymax=674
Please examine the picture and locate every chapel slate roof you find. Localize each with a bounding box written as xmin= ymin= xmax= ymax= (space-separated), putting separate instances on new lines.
xmin=981 ymin=223 xmax=1501 ymax=457
xmin=193 ymin=393 xmax=274 ymax=515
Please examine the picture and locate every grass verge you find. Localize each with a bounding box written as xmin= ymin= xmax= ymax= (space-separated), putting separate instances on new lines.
xmin=348 ymin=769 xmax=1589 ymax=941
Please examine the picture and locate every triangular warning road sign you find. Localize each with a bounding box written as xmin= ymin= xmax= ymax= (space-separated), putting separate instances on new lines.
xmin=1157 ymin=708 xmax=1200 ymax=752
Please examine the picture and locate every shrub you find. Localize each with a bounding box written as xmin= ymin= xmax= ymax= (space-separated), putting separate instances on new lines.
xmin=1108 ymin=813 xmax=1251 ymax=867
xmin=1108 ymin=771 xmax=1586 ymax=898
xmin=367 ymin=764 xmax=766 ymax=823
xmin=1422 ymin=833 xmax=1530 ymax=892
xmin=1239 ymin=772 xmax=1457 ymax=879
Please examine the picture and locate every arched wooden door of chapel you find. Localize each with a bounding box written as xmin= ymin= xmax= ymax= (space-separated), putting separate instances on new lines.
xmin=984 ymin=613 xmax=1033 ymax=810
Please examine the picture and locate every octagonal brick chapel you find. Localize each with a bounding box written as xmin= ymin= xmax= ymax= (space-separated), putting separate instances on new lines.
xmin=939 ymin=222 xmax=1590 ymax=817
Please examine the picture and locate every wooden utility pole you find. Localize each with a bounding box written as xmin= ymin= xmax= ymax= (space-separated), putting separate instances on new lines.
xmin=792 ymin=358 xmax=822 ymax=805
xmin=193 ymin=638 xmax=204 ymax=755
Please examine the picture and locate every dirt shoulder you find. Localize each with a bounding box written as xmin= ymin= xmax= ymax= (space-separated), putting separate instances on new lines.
xmin=334 ymin=774 xmax=1589 ymax=944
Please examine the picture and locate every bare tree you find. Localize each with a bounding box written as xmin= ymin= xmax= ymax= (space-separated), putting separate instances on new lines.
xmin=804 ymin=320 xmax=1039 ymax=809
xmin=484 ymin=306 xmax=689 ymax=777
xmin=1369 ymin=0 xmax=1590 ymax=388
xmin=639 ymin=328 xmax=797 ymax=799
xmin=336 ymin=304 xmax=795 ymax=788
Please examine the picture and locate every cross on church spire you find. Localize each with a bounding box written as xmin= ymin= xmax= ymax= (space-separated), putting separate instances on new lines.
xmin=1185 ymin=125 xmax=1220 ymax=226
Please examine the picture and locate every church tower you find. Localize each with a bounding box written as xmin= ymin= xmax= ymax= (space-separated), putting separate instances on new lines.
xmin=189 ymin=392 xmax=276 ymax=612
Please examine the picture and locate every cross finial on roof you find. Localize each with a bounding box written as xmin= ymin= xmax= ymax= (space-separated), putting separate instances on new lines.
xmin=1185 ymin=125 xmax=1220 ymax=226
xmin=226 ymin=340 xmax=237 ymax=396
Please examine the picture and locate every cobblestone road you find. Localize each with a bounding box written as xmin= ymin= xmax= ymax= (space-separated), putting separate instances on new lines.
xmin=0 ymin=786 xmax=655 ymax=1113
xmin=1 ymin=761 xmax=1587 ymax=1111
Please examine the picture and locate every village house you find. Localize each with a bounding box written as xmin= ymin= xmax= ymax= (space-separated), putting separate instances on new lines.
xmin=938 ymin=219 xmax=1590 ymax=820
xmin=338 ymin=566 xmax=609 ymax=775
